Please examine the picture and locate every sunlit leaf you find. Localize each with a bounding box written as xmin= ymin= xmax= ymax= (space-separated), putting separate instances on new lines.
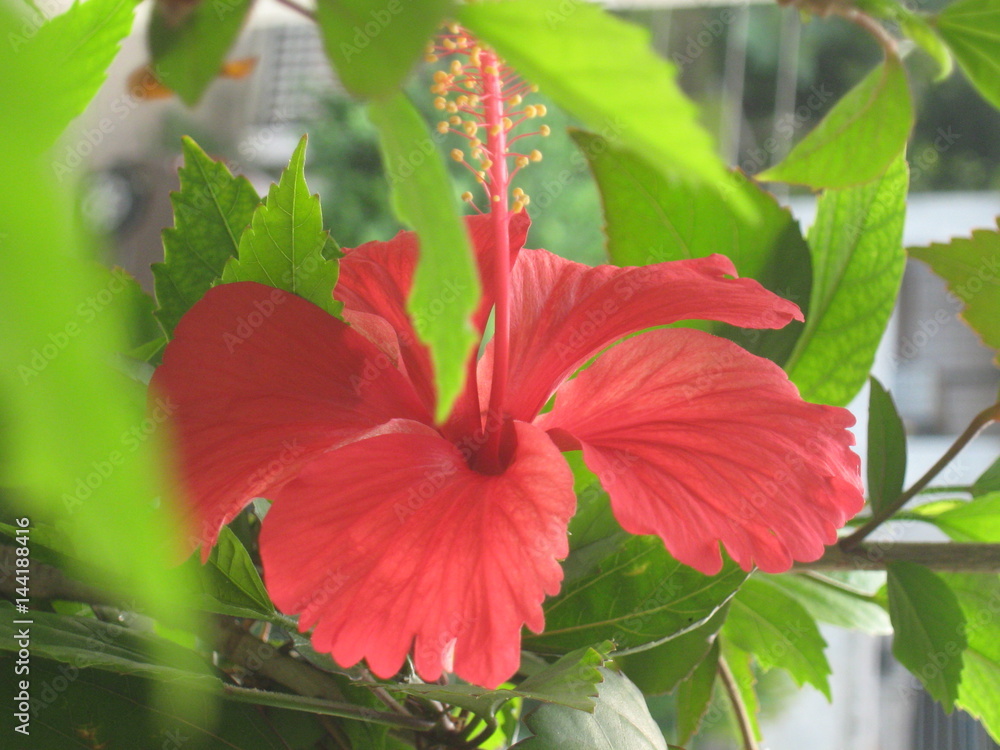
xmin=911 ymin=493 xmax=1000 ymax=542
xmin=185 ymin=526 xmax=275 ymax=618
xmin=764 ymin=572 xmax=892 ymax=635
xmin=974 ymin=458 xmax=1000 ymax=497
xmin=935 ymin=0 xmax=1000 ymax=110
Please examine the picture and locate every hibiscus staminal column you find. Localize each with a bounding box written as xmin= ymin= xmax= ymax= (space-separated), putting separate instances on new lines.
xmin=430 ymin=26 xmax=547 ymax=472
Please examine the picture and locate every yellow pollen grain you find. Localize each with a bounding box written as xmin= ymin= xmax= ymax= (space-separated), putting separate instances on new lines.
xmin=449 ymin=115 xmax=462 ymax=125
xmin=524 ymin=105 xmax=536 ymax=118
xmin=512 ymin=187 xmax=525 ymax=198
xmin=530 ymin=84 xmax=539 ymax=93
xmin=471 ymin=138 xmax=482 ymax=149
xmin=450 ymin=149 xmax=464 ymax=162
xmin=512 ymin=199 xmax=525 ymax=213
xmin=433 ymin=70 xmax=448 ymax=83
xmin=443 ymin=38 xmax=456 ymax=50
xmin=465 ymin=80 xmax=476 ymax=89
xmin=476 ymin=171 xmax=486 ymax=183
xmin=522 ymin=195 xmax=531 ymax=205
xmin=456 ymin=95 xmax=469 ymax=107
xmin=461 ymin=191 xmax=473 ymax=202
xmin=446 ymin=101 xmax=458 ymax=113
xmin=480 ymin=158 xmax=493 ymax=169
xmin=430 ymin=83 xmax=446 ymax=95
xmin=433 ymin=97 xmax=446 ymax=110
xmin=450 ymin=60 xmax=463 ymax=75
xmin=492 ymin=195 xmax=500 ymax=202
xmin=529 ymin=149 xmax=543 ymax=162
xmin=484 ymin=65 xmax=499 ymax=76
xmin=489 ymin=124 xmax=501 ymax=137
xmin=510 ymin=94 xmax=522 ymax=106
xmin=437 ymin=121 xmax=450 ymax=134
xmin=536 ymin=104 xmax=548 ymax=116
xmin=515 ymin=155 xmax=529 ymax=168
xmin=502 ymin=117 xmax=513 ymax=130
xmin=425 ymin=53 xmax=438 ymax=63
xmin=463 ymin=121 xmax=477 ymax=136
xmin=540 ymin=125 xmax=551 ymax=136
xmin=448 ymin=23 xmax=460 ymax=34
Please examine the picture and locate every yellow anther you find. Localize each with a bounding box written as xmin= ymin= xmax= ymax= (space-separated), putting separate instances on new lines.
xmin=433 ymin=70 xmax=448 ymax=83
xmin=458 ymin=36 xmax=469 ymax=48
xmin=524 ymin=105 xmax=537 ymax=118
xmin=512 ymin=187 xmax=525 ymax=198
xmin=437 ymin=121 xmax=450 ymax=134
xmin=469 ymin=95 xmax=480 ymax=107
xmin=471 ymin=138 xmax=482 ymax=149
xmin=510 ymin=94 xmax=522 ymax=106
xmin=522 ymin=195 xmax=531 ymax=205
xmin=476 ymin=171 xmax=487 ymax=183
xmin=446 ymin=101 xmax=458 ymax=113
xmin=463 ymin=121 xmax=478 ymax=136
xmin=530 ymin=84 xmax=539 ymax=93
xmin=540 ymin=125 xmax=551 ymax=136
xmin=470 ymin=51 xmax=481 ymax=67
xmin=461 ymin=191 xmax=474 ymax=202
xmin=433 ymin=96 xmax=447 ymax=110
xmin=450 ymin=60 xmax=463 ymax=75
xmin=456 ymin=95 xmax=469 ymax=107
xmin=515 ymin=155 xmax=529 ymax=168
xmin=480 ymin=158 xmax=493 ymax=170
xmin=465 ymin=80 xmax=476 ymax=89
xmin=484 ymin=65 xmax=499 ymax=76
xmin=536 ymin=104 xmax=548 ymax=116
xmin=489 ymin=124 xmax=501 ymax=137
xmin=443 ymin=38 xmax=456 ymax=50
xmin=431 ymin=83 xmax=447 ymax=95
xmin=425 ymin=53 xmax=439 ymax=63
xmin=472 ymin=148 xmax=483 ymax=160
xmin=449 ymin=115 xmax=462 ymax=125
xmin=529 ymin=149 xmax=543 ymax=162
xmin=502 ymin=116 xmax=513 ymax=130
xmin=448 ymin=23 xmax=460 ymax=34
xmin=492 ymin=195 xmax=500 ymax=202
xmin=451 ymin=149 xmax=464 ymax=162
xmin=512 ymin=198 xmax=526 ymax=213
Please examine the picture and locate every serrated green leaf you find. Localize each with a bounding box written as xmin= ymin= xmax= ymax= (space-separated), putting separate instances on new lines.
xmin=935 ymin=0 xmax=1000 ymax=111
xmin=868 ymin=376 xmax=907 ymax=515
xmin=317 ymin=0 xmax=453 ymax=98
xmin=908 ymin=219 xmax=1000 ymax=360
xmin=887 ymin=561 xmax=967 ymax=711
xmin=18 ymin=0 xmax=134 ymax=145
xmin=759 ymin=57 xmax=913 ymax=189
xmin=913 ymin=493 xmax=1000 ymax=542
xmin=513 ymin=667 xmax=668 ymax=750
xmin=459 ymin=0 xmax=750 ymax=217
xmin=368 ymin=92 xmax=479 ymax=421
xmin=722 ymin=576 xmax=831 ymax=698
xmin=187 ymin=526 xmax=275 ymax=618
xmin=764 ymin=572 xmax=892 ymax=634
xmin=153 ymin=137 xmax=260 ymax=338
xmin=785 ymin=155 xmax=908 ymax=405
xmin=524 ymin=535 xmax=747 ymax=655
xmin=148 ymin=0 xmax=255 ymax=106
xmin=570 ymin=129 xmax=811 ymax=365
xmin=675 ymin=639 xmax=719 ymax=745
xmin=974 ymin=458 xmax=1000 ymax=497
xmin=222 ymin=136 xmax=342 ymax=316
xmin=941 ymin=573 xmax=1000 ymax=743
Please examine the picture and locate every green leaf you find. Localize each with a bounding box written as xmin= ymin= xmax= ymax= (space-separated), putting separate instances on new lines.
xmin=316 ymin=0 xmax=454 ymax=98
xmin=153 ymin=137 xmax=260 ymax=337
xmin=974 ymin=458 xmax=1000 ymax=496
xmin=617 ymin=607 xmax=727 ymax=695
xmin=722 ymin=576 xmax=831 ymax=698
xmin=887 ymin=561 xmax=967 ymax=711
xmin=912 ymin=493 xmax=1000 ymax=542
xmin=570 ymin=130 xmax=811 ymax=365
xmin=368 ymin=92 xmax=480 ymax=421
xmin=935 ymin=0 xmax=1000 ymax=110
xmin=459 ymin=0 xmax=750 ymax=216
xmin=718 ymin=640 xmax=761 ymax=742
xmin=941 ymin=573 xmax=1000 ymax=743
xmin=908 ymin=219 xmax=1000 ymax=360
xmin=867 ymin=376 xmax=907 ymax=515
xmin=393 ymin=642 xmax=612 ymax=719
xmin=763 ymin=572 xmax=892 ymax=635
xmin=148 ymin=0 xmax=255 ymax=106
xmin=675 ymin=639 xmax=720 ymax=745
xmin=785 ymin=155 xmax=908 ymax=405
xmin=187 ymin=526 xmax=276 ymax=618
xmin=524 ymin=535 xmax=747 ymax=655
xmin=512 ymin=667 xmax=668 ymax=750
xmin=20 ymin=0 xmax=134 ymax=145
xmin=759 ymin=57 xmax=913 ymax=189
xmin=900 ymin=15 xmax=954 ymax=79
xmin=222 ymin=136 xmax=342 ymax=316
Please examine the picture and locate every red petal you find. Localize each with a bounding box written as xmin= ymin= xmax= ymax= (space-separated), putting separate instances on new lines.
xmin=503 ymin=251 xmax=803 ymax=422
xmin=259 ymin=421 xmax=575 ymax=688
xmin=338 ymin=213 xmax=530 ymax=413
xmin=150 ymin=282 xmax=430 ymax=556
xmin=536 ymin=329 xmax=863 ymax=574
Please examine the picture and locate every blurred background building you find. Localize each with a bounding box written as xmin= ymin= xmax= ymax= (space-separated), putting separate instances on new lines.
xmin=63 ymin=0 xmax=1000 ymax=747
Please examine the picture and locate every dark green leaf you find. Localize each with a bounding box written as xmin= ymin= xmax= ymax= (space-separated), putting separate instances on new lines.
xmin=941 ymin=573 xmax=1000 ymax=743
xmin=785 ymin=155 xmax=908 ymax=405
xmin=148 ymin=0 xmax=255 ymax=105
xmin=908 ymin=219 xmax=1000 ymax=360
xmin=570 ymin=130 xmax=811 ymax=365
xmin=868 ymin=376 xmax=907 ymax=515
xmin=764 ymin=572 xmax=892 ymax=634
xmin=317 ymin=0 xmax=454 ymax=97
xmin=974 ymin=458 xmax=1000 ymax=497
xmin=935 ymin=0 xmax=1000 ymax=110
xmin=222 ymin=136 xmax=342 ymax=316
xmin=525 ymin=535 xmax=746 ymax=655
xmin=512 ymin=667 xmax=668 ymax=749
xmin=887 ymin=561 xmax=967 ymax=711
xmin=369 ymin=92 xmax=480 ymax=420
xmin=187 ymin=526 xmax=275 ymax=618
xmin=459 ymin=0 xmax=750 ymax=215
xmin=153 ymin=137 xmax=260 ymax=338
xmin=759 ymin=57 xmax=913 ymax=189
xmin=675 ymin=639 xmax=720 ymax=744
xmin=722 ymin=576 xmax=831 ymax=698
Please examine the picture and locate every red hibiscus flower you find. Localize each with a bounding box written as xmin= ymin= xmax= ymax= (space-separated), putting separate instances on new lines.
xmin=151 ymin=32 xmax=863 ymax=689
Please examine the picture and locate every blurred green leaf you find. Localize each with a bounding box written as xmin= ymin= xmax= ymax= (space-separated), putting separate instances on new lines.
xmin=222 ymin=136 xmax=342 ymax=316
xmin=512 ymin=667 xmax=668 ymax=749
xmin=153 ymin=137 xmax=260 ymax=338
xmin=186 ymin=527 xmax=275 ymax=618
xmin=369 ymin=92 xmax=480 ymax=421
xmin=908 ymin=219 xmax=1000 ymax=360
xmin=718 ymin=640 xmax=761 ymax=741
xmin=460 ymin=0 xmax=750 ymax=216
xmin=941 ymin=573 xmax=1000 ymax=743
xmin=675 ymin=639 xmax=719 ymax=745
xmin=974 ymin=458 xmax=1000 ymax=497
xmin=525 ymin=535 xmax=746 ymax=655
xmin=911 ymin=493 xmax=1000 ymax=542
xmin=887 ymin=561 xmax=967 ymax=711
xmin=759 ymin=57 xmax=912 ymax=189
xmin=900 ymin=15 xmax=954 ymax=79
xmin=570 ymin=130 xmax=811 ymax=365
xmin=764 ymin=572 xmax=892 ymax=634
xmin=785 ymin=155 xmax=908 ymax=405
xmin=935 ymin=0 xmax=1000 ymax=110
xmin=723 ymin=576 xmax=831 ymax=698
xmin=148 ymin=0 xmax=254 ymax=106
xmin=868 ymin=376 xmax=907 ymax=515
xmin=317 ymin=0 xmax=454 ymax=98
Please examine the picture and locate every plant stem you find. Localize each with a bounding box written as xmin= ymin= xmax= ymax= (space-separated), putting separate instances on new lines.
xmin=796 ymin=542 xmax=1000 ymax=572
xmin=717 ymin=656 xmax=759 ymax=750
xmin=833 ymin=6 xmax=898 ymax=58
xmin=841 ymin=403 xmax=1000 ymax=551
